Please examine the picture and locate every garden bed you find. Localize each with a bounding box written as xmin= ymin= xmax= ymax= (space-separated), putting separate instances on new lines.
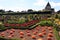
xmin=4 ymin=20 xmax=39 ymax=29
xmin=0 ymin=26 xmax=57 ymax=40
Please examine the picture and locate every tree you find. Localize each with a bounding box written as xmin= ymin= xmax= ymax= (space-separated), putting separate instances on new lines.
xmin=7 ymin=10 xmax=13 ymax=12
xmin=0 ymin=9 xmax=5 ymax=13
xmin=27 ymin=9 xmax=33 ymax=12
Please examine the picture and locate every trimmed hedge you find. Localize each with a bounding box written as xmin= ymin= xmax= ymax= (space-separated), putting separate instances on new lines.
xmin=0 ymin=36 xmax=21 ymax=40
xmin=0 ymin=25 xmax=7 ymax=31
xmin=39 ymin=20 xmax=53 ymax=26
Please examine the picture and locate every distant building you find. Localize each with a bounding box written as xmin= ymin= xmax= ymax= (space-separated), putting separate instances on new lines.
xmin=45 ymin=2 xmax=51 ymax=10
xmin=45 ymin=2 xmax=55 ymax=14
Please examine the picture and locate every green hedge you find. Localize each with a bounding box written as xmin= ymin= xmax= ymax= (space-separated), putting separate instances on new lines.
xmin=0 ymin=36 xmax=21 ymax=40
xmin=0 ymin=25 xmax=7 ymax=31
xmin=39 ymin=20 xmax=53 ymax=26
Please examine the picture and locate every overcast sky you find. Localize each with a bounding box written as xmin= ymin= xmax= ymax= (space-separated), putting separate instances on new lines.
xmin=0 ymin=0 xmax=60 ymax=11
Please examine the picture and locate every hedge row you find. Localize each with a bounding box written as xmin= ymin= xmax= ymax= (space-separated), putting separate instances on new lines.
xmin=39 ymin=20 xmax=53 ymax=26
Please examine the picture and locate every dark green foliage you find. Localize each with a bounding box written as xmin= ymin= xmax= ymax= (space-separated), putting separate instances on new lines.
xmin=0 ymin=25 xmax=7 ymax=31
xmin=0 ymin=36 xmax=21 ymax=40
xmin=0 ymin=38 xmax=8 ymax=40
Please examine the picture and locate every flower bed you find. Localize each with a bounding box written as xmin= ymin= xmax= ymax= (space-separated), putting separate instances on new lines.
xmin=4 ymin=20 xmax=39 ymax=29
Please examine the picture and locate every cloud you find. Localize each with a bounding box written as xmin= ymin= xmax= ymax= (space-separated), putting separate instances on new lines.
xmin=0 ymin=7 xmax=28 ymax=12
xmin=0 ymin=0 xmax=60 ymax=11
xmin=0 ymin=0 xmax=27 ymax=11
xmin=33 ymin=0 xmax=47 ymax=6
xmin=50 ymin=2 xmax=60 ymax=7
xmin=34 ymin=0 xmax=60 ymax=7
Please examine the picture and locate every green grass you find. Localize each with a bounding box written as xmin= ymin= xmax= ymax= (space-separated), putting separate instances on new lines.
xmin=53 ymin=27 xmax=60 ymax=40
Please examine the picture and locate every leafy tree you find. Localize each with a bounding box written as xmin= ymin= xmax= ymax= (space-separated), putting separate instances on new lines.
xmin=27 ymin=9 xmax=33 ymax=12
xmin=7 ymin=10 xmax=13 ymax=12
xmin=0 ymin=9 xmax=5 ymax=13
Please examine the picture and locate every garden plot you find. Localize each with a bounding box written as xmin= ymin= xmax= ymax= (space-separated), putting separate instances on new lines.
xmin=0 ymin=26 xmax=56 ymax=40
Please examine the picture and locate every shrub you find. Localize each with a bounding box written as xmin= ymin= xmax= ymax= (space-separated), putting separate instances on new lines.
xmin=0 ymin=36 xmax=21 ymax=40
xmin=0 ymin=38 xmax=7 ymax=40
xmin=46 ymin=21 xmax=53 ymax=26
xmin=39 ymin=20 xmax=53 ymax=26
xmin=0 ymin=25 xmax=7 ymax=31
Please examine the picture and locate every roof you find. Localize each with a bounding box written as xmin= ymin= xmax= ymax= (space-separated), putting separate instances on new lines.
xmin=45 ymin=2 xmax=51 ymax=10
xmin=46 ymin=2 xmax=51 ymax=6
